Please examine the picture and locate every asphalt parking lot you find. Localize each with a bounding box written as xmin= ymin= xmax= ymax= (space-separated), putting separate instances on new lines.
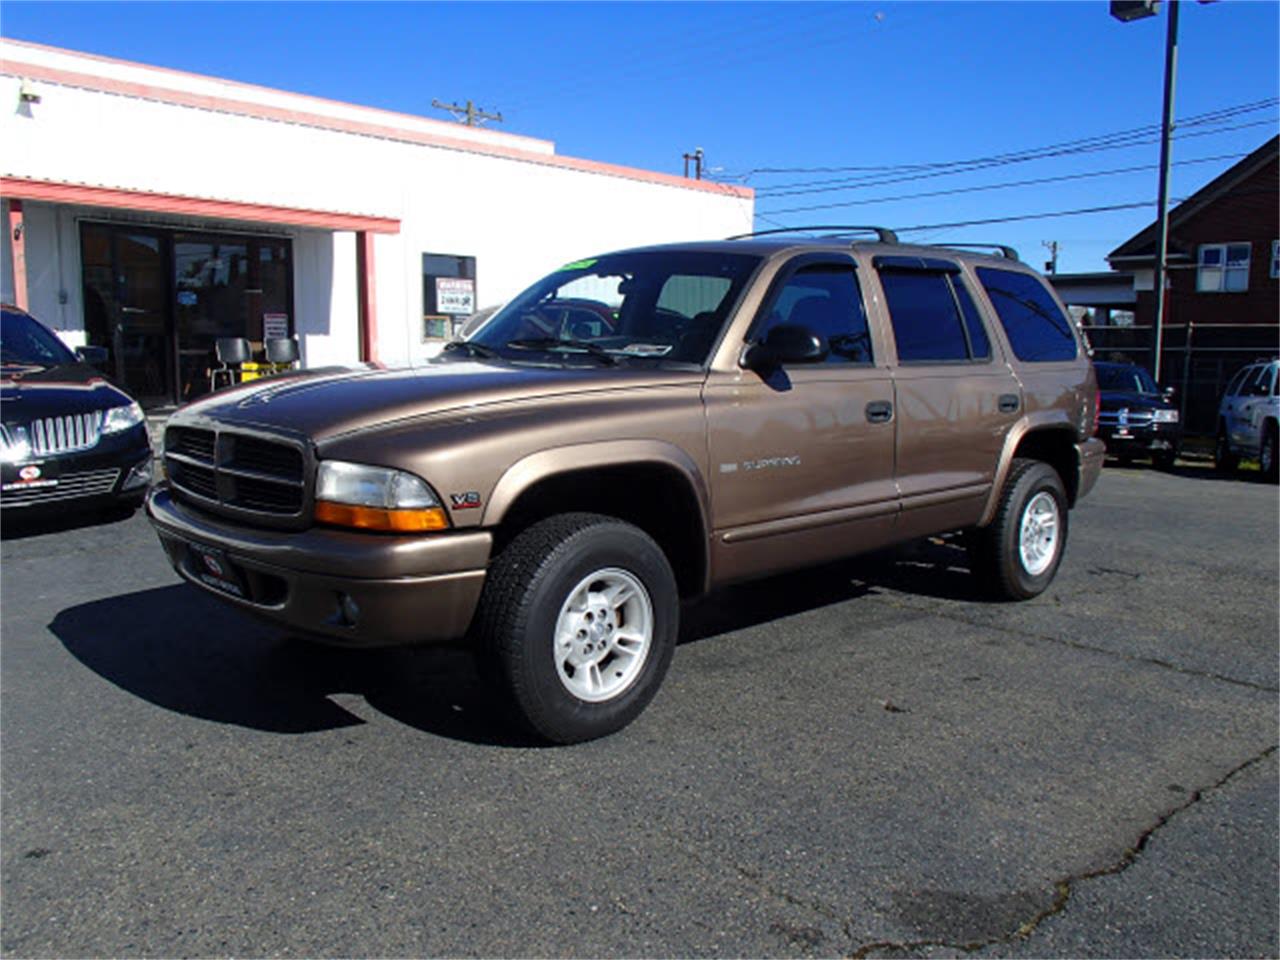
xmin=2 ymin=462 xmax=1277 ymax=959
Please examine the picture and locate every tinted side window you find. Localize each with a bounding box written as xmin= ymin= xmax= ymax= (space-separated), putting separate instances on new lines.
xmin=953 ymin=279 xmax=991 ymax=360
xmin=756 ymin=263 xmax=872 ymax=364
xmin=879 ymin=271 xmax=970 ymax=362
xmin=1225 ymin=367 xmax=1250 ymax=397
xmin=977 ymin=268 xmax=1078 ymax=362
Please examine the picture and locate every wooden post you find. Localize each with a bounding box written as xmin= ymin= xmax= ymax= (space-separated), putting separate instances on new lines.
xmin=7 ymin=199 xmax=27 ymax=311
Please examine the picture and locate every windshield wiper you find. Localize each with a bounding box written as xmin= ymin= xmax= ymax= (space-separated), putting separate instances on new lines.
xmin=505 ymin=337 xmax=617 ymax=366
xmin=441 ymin=340 xmax=501 ymax=360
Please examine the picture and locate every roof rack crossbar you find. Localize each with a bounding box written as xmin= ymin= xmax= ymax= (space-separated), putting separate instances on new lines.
xmin=929 ymin=242 xmax=1021 ymax=262
xmin=727 ymin=224 xmax=899 ymax=245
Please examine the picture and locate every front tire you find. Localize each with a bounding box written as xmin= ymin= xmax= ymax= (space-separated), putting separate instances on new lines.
xmin=472 ymin=513 xmax=678 ymax=744
xmin=969 ymin=459 xmax=1069 ymax=600
xmin=1215 ymin=424 xmax=1239 ymax=474
xmin=1261 ymin=423 xmax=1279 ymax=484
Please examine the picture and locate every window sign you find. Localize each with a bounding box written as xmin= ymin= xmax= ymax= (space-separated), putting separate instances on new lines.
xmin=263 ymin=313 xmax=290 ymax=340
xmin=436 ymin=278 xmax=476 ymax=316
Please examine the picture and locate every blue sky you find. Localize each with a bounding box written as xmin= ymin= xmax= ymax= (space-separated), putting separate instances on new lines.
xmin=2 ymin=0 xmax=1277 ymax=273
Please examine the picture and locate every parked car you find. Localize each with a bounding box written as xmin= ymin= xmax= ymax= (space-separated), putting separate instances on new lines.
xmin=1093 ymin=361 xmax=1182 ymax=469
xmin=1215 ymin=358 xmax=1278 ymax=482
xmin=147 ymin=229 xmax=1104 ymax=743
xmin=1 ymin=305 xmax=153 ymax=515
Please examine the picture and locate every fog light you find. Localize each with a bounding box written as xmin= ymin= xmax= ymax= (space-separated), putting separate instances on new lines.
xmin=338 ymin=593 xmax=360 ymax=627
xmin=122 ymin=455 xmax=154 ymax=490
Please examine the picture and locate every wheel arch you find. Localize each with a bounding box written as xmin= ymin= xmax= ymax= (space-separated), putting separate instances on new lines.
xmin=483 ymin=441 xmax=712 ymax=599
xmin=980 ymin=421 xmax=1081 ymax=526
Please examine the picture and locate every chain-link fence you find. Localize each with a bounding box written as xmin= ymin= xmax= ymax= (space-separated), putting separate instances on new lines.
xmin=1082 ymin=322 xmax=1279 ymax=437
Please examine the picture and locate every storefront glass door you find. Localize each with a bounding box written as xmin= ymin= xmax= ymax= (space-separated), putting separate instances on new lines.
xmin=81 ymin=224 xmax=173 ymax=406
xmin=81 ymin=223 xmax=293 ymax=406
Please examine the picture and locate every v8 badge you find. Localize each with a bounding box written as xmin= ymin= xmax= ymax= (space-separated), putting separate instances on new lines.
xmin=450 ymin=491 xmax=481 ymax=510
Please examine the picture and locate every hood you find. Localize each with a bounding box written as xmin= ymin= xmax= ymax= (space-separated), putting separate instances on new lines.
xmin=1 ymin=362 xmax=134 ymax=423
xmin=1098 ymin=389 xmax=1172 ymax=411
xmin=174 ymin=359 xmax=701 ymax=442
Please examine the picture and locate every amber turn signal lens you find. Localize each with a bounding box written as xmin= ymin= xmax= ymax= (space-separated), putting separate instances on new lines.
xmin=315 ymin=500 xmax=449 ymax=532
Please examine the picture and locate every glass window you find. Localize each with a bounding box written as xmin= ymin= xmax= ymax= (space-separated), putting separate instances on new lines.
xmin=1247 ymin=364 xmax=1275 ymax=397
xmin=953 ymin=278 xmax=991 ymax=360
xmin=423 ymin=252 xmax=477 ymax=340
xmin=1197 ymin=243 xmax=1251 ymax=293
xmin=1 ymin=307 xmax=77 ymax=367
xmin=1095 ymin=363 xmax=1158 ymax=394
xmin=879 ymin=270 xmax=969 ymax=363
xmin=1225 ymin=366 xmax=1251 ymax=397
xmin=976 ymin=268 xmax=1078 ymax=362
xmin=754 ymin=263 xmax=873 ymax=364
xmin=472 ymin=250 xmax=759 ymax=366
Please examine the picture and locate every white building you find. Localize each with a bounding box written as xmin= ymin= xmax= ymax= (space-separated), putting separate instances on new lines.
xmin=0 ymin=38 xmax=753 ymax=407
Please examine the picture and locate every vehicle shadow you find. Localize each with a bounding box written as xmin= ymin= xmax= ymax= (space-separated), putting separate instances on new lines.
xmin=1102 ymin=457 xmax=1270 ymax=483
xmin=54 ymin=540 xmax=989 ymax=746
xmin=2 ymin=504 xmax=140 ymax=541
xmin=680 ymin=535 xmax=990 ymax=646
xmin=51 ymin=584 xmax=540 ymax=747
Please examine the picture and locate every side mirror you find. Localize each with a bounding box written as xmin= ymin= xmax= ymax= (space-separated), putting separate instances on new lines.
xmin=76 ymin=345 xmax=108 ymax=367
xmin=741 ymin=324 xmax=828 ymax=371
xmin=1161 ymin=385 xmax=1176 ymax=401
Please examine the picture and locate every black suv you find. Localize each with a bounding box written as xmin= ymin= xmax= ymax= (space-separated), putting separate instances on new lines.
xmin=1093 ymin=361 xmax=1181 ymax=469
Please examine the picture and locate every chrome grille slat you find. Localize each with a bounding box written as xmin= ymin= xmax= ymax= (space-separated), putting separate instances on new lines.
xmin=22 ymin=411 xmax=104 ymax=456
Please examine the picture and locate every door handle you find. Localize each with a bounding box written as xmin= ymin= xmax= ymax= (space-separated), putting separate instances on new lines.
xmin=866 ymin=400 xmax=893 ymax=424
xmin=120 ymin=306 xmax=146 ymax=314
xmin=998 ymin=393 xmax=1021 ymax=414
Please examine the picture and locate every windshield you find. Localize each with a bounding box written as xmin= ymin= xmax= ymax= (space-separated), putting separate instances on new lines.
xmin=1 ymin=309 xmax=78 ymax=368
xmin=467 ymin=250 xmax=761 ymax=366
xmin=1095 ymin=363 xmax=1159 ymax=394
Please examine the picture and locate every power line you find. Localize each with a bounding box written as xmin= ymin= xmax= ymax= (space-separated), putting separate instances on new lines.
xmin=758 ymin=152 xmax=1247 ymax=216
xmin=732 ymin=99 xmax=1280 ymax=195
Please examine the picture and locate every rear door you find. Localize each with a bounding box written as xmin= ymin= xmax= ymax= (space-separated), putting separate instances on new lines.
xmin=869 ymin=256 xmax=1021 ymax=538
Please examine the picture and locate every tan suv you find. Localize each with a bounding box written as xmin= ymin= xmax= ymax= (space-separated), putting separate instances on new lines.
xmin=148 ymin=227 xmax=1104 ymax=742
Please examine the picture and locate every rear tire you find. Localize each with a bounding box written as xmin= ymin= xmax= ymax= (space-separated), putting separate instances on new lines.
xmin=472 ymin=513 xmax=678 ymax=744
xmin=968 ymin=459 xmax=1069 ymax=601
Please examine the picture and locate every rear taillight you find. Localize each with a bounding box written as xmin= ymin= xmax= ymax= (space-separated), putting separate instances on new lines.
xmin=1092 ymin=390 xmax=1101 ymax=436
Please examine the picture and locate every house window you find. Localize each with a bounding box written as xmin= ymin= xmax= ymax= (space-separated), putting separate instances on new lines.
xmin=423 ymin=253 xmax=477 ymax=340
xmin=1271 ymin=240 xmax=1278 ymax=279
xmin=1196 ymin=243 xmax=1251 ymax=293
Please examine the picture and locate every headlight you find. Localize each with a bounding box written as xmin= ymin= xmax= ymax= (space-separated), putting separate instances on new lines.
xmin=314 ymin=460 xmax=449 ymax=532
xmin=1153 ymin=409 xmax=1179 ymax=423
xmin=102 ymin=401 xmax=145 ymax=434
xmin=0 ymin=427 xmax=32 ymax=464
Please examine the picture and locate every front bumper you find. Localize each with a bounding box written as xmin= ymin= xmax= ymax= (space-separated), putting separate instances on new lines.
xmin=147 ymin=486 xmax=491 ymax=647
xmin=1 ymin=425 xmax=152 ymax=511
xmin=1096 ymin=422 xmax=1182 ymax=458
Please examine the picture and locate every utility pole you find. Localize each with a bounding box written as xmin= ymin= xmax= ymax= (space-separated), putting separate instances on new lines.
xmin=682 ymin=147 xmax=704 ymax=180
xmin=1042 ymin=240 xmax=1059 ymax=275
xmin=431 ymin=98 xmax=504 ymax=127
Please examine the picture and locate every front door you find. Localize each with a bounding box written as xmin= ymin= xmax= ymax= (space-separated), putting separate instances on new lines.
xmin=704 ymin=255 xmax=899 ymax=587
xmin=81 ymin=224 xmax=173 ymax=406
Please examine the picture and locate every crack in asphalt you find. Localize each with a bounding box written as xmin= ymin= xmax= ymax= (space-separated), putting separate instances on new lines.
xmin=876 ymin=594 xmax=1280 ymax=695
xmin=845 ymin=744 xmax=1278 ymax=959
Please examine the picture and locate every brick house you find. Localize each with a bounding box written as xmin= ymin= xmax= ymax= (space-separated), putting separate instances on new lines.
xmin=1093 ymin=135 xmax=1279 ymax=434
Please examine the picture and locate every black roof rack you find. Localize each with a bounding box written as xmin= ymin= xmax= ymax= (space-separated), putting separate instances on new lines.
xmin=727 ymin=225 xmax=899 ymax=245
xmin=928 ymin=242 xmax=1021 ymax=262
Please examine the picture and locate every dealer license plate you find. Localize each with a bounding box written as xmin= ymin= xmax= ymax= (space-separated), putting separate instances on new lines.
xmin=187 ymin=542 xmax=245 ymax=598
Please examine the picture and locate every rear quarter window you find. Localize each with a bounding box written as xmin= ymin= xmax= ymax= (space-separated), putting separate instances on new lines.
xmin=976 ymin=268 xmax=1078 ymax=362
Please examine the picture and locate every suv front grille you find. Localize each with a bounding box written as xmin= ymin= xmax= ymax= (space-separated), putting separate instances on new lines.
xmin=164 ymin=425 xmax=309 ymax=524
